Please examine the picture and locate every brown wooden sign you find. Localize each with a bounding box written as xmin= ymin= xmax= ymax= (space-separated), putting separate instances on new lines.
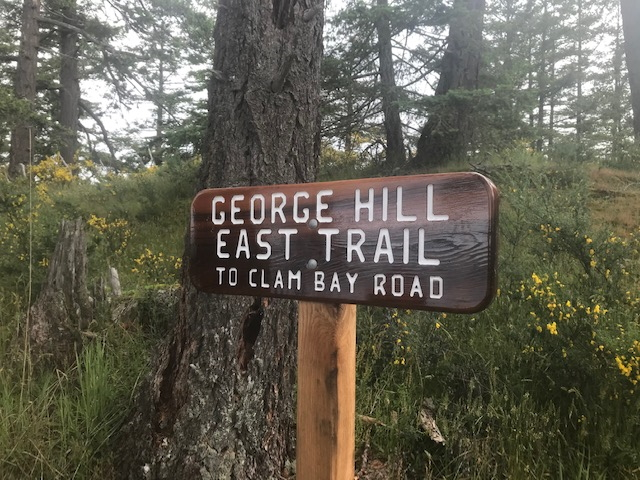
xmin=189 ymin=172 xmax=498 ymax=312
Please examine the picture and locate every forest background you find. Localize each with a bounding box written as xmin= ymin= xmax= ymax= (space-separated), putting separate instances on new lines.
xmin=1 ymin=0 xmax=640 ymax=478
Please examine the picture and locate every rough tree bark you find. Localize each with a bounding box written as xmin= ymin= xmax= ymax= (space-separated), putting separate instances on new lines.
xmin=375 ymin=0 xmax=405 ymax=168
xmin=58 ymin=0 xmax=80 ymax=163
xmin=575 ymin=0 xmax=584 ymax=158
xmin=620 ymin=0 xmax=640 ymax=141
xmin=28 ymin=218 xmax=92 ymax=369
xmin=9 ymin=0 xmax=40 ymax=178
xmin=535 ymin=0 xmax=548 ymax=152
xmin=612 ymin=3 xmax=625 ymax=156
xmin=413 ymin=0 xmax=486 ymax=169
xmin=117 ymin=0 xmax=324 ymax=478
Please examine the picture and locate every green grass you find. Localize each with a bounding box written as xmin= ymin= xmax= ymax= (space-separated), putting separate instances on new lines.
xmin=0 ymin=325 xmax=150 ymax=479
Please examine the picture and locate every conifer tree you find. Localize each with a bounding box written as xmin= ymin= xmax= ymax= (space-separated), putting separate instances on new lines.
xmin=620 ymin=0 xmax=640 ymax=141
xmin=413 ymin=0 xmax=486 ymax=168
xmin=118 ymin=0 xmax=325 ymax=477
xmin=9 ymin=0 xmax=40 ymax=177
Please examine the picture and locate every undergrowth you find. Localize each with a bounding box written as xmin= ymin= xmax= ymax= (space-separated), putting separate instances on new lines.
xmin=353 ymin=148 xmax=640 ymax=479
xmin=0 ymin=156 xmax=196 ymax=479
xmin=1 ymin=149 xmax=639 ymax=478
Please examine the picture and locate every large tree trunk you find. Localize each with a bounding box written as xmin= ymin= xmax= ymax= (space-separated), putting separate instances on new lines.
xmin=58 ymin=1 xmax=80 ymax=164
xmin=413 ymin=0 xmax=486 ymax=169
xmin=621 ymin=0 xmax=640 ymax=141
xmin=9 ymin=0 xmax=40 ymax=178
xmin=575 ymin=0 xmax=585 ymax=159
xmin=535 ymin=1 xmax=548 ymax=152
xmin=612 ymin=3 xmax=624 ymax=157
xmin=375 ymin=0 xmax=405 ymax=168
xmin=117 ymin=0 xmax=324 ymax=478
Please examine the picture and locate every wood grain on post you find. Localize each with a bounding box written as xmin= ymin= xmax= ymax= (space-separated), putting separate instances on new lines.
xmin=297 ymin=301 xmax=356 ymax=480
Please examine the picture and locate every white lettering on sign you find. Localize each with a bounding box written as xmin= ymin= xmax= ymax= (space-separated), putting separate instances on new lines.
xmin=216 ymin=267 xmax=239 ymax=286
xmin=313 ymin=271 xmax=360 ymax=294
xmin=243 ymin=268 xmax=302 ymax=290
xmin=236 ymin=229 xmax=250 ymax=258
xmin=250 ymin=194 xmax=266 ymax=224
xmin=212 ymin=196 xmax=225 ymax=225
xmin=382 ymin=187 xmax=388 ymax=221
xmin=374 ymin=229 xmax=393 ymax=263
xmin=430 ymin=276 xmax=444 ymax=299
xmin=354 ymin=186 xmax=428 ymax=223
xmin=427 ymin=185 xmax=449 ymax=221
xmin=316 ymin=190 xmax=333 ymax=223
xmin=271 ymin=193 xmax=286 ymax=223
xmin=231 ymin=194 xmax=244 ymax=224
xmin=396 ymin=187 xmax=417 ymax=222
xmin=278 ymin=228 xmax=297 ymax=260
xmin=293 ymin=192 xmax=310 ymax=223
xmin=318 ymin=228 xmax=339 ymax=261
xmin=205 ymin=183 xmax=452 ymax=302
xmin=212 ymin=190 xmax=336 ymax=225
xmin=372 ymin=274 xmax=441 ymax=299
xmin=410 ymin=276 xmax=423 ymax=297
xmin=256 ymin=229 xmax=271 ymax=259
xmin=354 ymin=188 xmax=374 ymax=222
xmin=347 ymin=229 xmax=365 ymax=262
xmin=216 ymin=229 xmax=230 ymax=258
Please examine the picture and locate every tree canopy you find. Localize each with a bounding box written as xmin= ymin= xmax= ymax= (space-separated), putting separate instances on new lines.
xmin=0 ymin=0 xmax=637 ymax=171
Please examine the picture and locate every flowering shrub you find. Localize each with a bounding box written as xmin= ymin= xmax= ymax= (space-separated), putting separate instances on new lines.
xmin=30 ymin=154 xmax=79 ymax=184
xmin=353 ymin=158 xmax=640 ymax=477
xmin=615 ymin=341 xmax=640 ymax=387
xmin=386 ymin=309 xmax=413 ymax=367
xmin=86 ymin=214 xmax=133 ymax=257
xmin=536 ymin=223 xmax=639 ymax=304
xmin=514 ymin=270 xmax=639 ymax=400
xmin=131 ymin=248 xmax=182 ymax=285
xmin=0 ymin=172 xmax=56 ymax=287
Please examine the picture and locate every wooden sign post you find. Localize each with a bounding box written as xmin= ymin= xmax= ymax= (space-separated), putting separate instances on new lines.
xmin=297 ymin=302 xmax=356 ymax=479
xmin=190 ymin=172 xmax=499 ymax=479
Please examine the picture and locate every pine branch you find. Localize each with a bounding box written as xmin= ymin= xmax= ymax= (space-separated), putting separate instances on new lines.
xmin=79 ymin=99 xmax=118 ymax=166
xmin=35 ymin=15 xmax=111 ymax=50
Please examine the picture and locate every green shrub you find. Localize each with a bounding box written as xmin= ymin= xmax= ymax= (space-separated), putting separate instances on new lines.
xmin=0 ymin=157 xmax=191 ymax=479
xmin=354 ymin=150 xmax=640 ymax=478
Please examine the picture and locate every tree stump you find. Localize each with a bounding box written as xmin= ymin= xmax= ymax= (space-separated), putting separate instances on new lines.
xmin=28 ymin=217 xmax=92 ymax=369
